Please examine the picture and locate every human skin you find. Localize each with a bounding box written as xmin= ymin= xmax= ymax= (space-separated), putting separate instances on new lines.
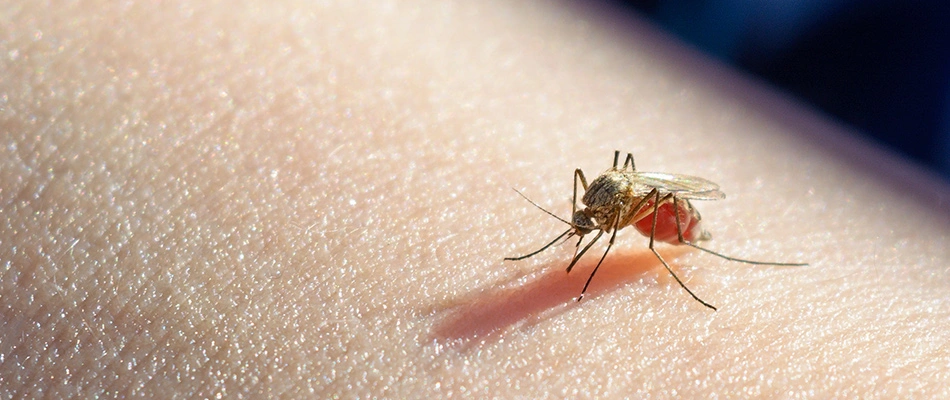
xmin=3 ymin=0 xmax=950 ymax=397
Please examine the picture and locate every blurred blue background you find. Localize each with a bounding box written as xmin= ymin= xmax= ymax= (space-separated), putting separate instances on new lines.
xmin=620 ymin=0 xmax=950 ymax=180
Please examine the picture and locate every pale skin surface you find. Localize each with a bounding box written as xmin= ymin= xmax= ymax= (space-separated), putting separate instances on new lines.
xmin=2 ymin=0 xmax=950 ymax=397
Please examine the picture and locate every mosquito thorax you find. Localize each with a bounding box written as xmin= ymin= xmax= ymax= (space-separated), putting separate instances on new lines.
xmin=581 ymin=169 xmax=638 ymax=220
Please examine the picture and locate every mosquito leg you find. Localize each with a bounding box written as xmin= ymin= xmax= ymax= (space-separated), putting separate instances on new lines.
xmin=623 ymin=152 xmax=636 ymax=171
xmin=619 ymin=188 xmax=657 ymax=228
xmin=505 ymin=229 xmax=574 ymax=261
xmin=571 ymin=233 xmax=584 ymax=262
xmin=613 ymin=150 xmax=620 ymax=168
xmin=673 ymin=195 xmax=686 ymax=243
xmin=671 ymin=196 xmax=808 ymax=267
xmin=573 ymin=168 xmax=588 ymax=215
xmin=578 ymin=213 xmax=623 ymax=301
xmin=650 ymin=192 xmax=717 ymax=310
xmin=566 ymin=230 xmax=604 ymax=273
xmin=683 ymin=242 xmax=809 ymax=267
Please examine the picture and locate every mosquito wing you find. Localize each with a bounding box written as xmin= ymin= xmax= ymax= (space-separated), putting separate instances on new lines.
xmin=632 ymin=171 xmax=726 ymax=200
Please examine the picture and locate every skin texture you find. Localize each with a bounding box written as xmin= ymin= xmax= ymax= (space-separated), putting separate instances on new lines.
xmin=2 ymin=0 xmax=950 ymax=397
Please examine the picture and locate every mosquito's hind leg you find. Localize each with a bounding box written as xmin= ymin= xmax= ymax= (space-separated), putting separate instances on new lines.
xmin=650 ymin=193 xmax=717 ymax=310
xmin=670 ymin=197 xmax=808 ymax=267
xmin=684 ymin=242 xmax=809 ymax=266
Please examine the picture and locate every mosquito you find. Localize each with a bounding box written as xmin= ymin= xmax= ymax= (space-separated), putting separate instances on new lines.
xmin=505 ymin=150 xmax=807 ymax=310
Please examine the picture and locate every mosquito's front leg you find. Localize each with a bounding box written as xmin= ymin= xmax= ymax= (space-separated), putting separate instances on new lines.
xmin=578 ymin=210 xmax=623 ymax=301
xmin=571 ymin=234 xmax=585 ymax=264
xmin=573 ymin=168 xmax=588 ymax=215
xmin=566 ymin=229 xmax=603 ymax=273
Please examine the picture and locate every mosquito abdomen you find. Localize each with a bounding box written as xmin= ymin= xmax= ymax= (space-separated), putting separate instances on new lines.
xmin=632 ymin=199 xmax=706 ymax=244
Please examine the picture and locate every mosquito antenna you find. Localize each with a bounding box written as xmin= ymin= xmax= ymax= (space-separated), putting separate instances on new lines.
xmin=504 ymin=228 xmax=574 ymax=261
xmin=511 ymin=188 xmax=573 ymax=226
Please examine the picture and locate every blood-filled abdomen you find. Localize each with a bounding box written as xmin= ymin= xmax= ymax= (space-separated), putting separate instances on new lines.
xmin=632 ymin=199 xmax=705 ymax=245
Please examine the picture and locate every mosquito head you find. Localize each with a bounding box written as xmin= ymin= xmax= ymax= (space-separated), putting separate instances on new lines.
xmin=571 ymin=209 xmax=595 ymax=235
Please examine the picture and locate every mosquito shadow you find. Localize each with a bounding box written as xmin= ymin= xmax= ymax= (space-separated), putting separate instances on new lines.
xmin=431 ymin=246 xmax=692 ymax=343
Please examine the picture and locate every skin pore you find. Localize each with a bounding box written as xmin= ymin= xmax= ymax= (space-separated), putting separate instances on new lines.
xmin=3 ymin=0 xmax=950 ymax=397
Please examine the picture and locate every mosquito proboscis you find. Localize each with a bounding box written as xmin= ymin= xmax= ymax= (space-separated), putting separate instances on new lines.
xmin=505 ymin=150 xmax=807 ymax=311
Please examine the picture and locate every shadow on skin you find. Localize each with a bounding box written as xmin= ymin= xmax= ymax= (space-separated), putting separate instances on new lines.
xmin=431 ymin=246 xmax=694 ymax=343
